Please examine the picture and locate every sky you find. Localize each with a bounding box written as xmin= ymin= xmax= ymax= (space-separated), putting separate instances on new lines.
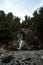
xmin=0 ymin=0 xmax=43 ymax=22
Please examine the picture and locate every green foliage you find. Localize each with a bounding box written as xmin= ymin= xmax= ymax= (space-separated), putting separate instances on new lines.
xmin=22 ymin=15 xmax=32 ymax=28
xmin=21 ymin=6 xmax=43 ymax=44
xmin=0 ymin=11 xmax=20 ymax=42
xmin=31 ymin=6 xmax=43 ymax=43
xmin=22 ymin=7 xmax=43 ymax=48
xmin=0 ymin=6 xmax=43 ymax=45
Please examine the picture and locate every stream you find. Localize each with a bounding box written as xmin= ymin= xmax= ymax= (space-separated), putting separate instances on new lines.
xmin=17 ymin=33 xmax=24 ymax=50
xmin=0 ymin=34 xmax=43 ymax=65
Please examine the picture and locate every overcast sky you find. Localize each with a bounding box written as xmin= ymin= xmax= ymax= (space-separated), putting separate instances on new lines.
xmin=0 ymin=0 xmax=43 ymax=22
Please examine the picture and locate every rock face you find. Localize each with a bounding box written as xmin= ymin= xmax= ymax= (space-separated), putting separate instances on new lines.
xmin=5 ymin=41 xmax=19 ymax=50
xmin=22 ymin=29 xmax=42 ymax=50
xmin=4 ymin=29 xmax=42 ymax=50
xmin=0 ymin=50 xmax=43 ymax=65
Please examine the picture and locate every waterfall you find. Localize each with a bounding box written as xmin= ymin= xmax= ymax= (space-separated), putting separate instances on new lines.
xmin=18 ymin=33 xmax=24 ymax=50
xmin=18 ymin=39 xmax=23 ymax=50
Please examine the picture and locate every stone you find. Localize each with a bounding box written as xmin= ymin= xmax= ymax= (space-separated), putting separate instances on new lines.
xmin=2 ymin=55 xmax=13 ymax=63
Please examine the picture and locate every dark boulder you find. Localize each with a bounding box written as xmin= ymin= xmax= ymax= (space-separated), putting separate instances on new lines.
xmin=2 ymin=55 xmax=13 ymax=63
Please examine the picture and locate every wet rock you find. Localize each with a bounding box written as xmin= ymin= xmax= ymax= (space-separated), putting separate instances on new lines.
xmin=41 ymin=56 xmax=43 ymax=60
xmin=2 ymin=55 xmax=13 ymax=63
xmin=22 ymin=57 xmax=31 ymax=61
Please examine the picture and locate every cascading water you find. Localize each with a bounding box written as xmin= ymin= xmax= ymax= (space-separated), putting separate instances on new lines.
xmin=18 ymin=33 xmax=24 ymax=50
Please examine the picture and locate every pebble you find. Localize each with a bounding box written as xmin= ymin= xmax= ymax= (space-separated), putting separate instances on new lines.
xmin=0 ymin=50 xmax=43 ymax=65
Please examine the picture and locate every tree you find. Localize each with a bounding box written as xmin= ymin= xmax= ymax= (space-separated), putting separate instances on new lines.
xmin=22 ymin=15 xmax=31 ymax=28
xmin=31 ymin=6 xmax=43 ymax=44
xmin=0 ymin=11 xmax=6 ymax=38
xmin=0 ymin=10 xmax=20 ymax=44
xmin=7 ymin=12 xmax=13 ymax=22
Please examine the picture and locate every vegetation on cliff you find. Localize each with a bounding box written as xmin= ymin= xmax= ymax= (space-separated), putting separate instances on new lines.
xmin=0 ymin=6 xmax=43 ymax=50
xmin=0 ymin=11 xmax=20 ymax=44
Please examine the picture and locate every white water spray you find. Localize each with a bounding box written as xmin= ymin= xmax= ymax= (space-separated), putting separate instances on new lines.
xmin=18 ymin=34 xmax=24 ymax=50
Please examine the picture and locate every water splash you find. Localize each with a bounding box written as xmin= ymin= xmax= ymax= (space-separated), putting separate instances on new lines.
xmin=18 ymin=40 xmax=23 ymax=50
xmin=18 ymin=34 xmax=24 ymax=50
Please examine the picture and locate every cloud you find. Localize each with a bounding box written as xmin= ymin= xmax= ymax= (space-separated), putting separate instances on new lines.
xmin=0 ymin=0 xmax=43 ymax=22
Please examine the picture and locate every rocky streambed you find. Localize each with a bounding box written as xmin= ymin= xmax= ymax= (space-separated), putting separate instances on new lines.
xmin=0 ymin=50 xmax=43 ymax=65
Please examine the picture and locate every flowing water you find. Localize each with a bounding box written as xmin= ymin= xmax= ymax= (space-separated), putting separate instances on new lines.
xmin=0 ymin=34 xmax=43 ymax=65
xmin=18 ymin=33 xmax=24 ymax=50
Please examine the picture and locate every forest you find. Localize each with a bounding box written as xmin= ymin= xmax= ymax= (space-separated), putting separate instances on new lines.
xmin=0 ymin=6 xmax=43 ymax=50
